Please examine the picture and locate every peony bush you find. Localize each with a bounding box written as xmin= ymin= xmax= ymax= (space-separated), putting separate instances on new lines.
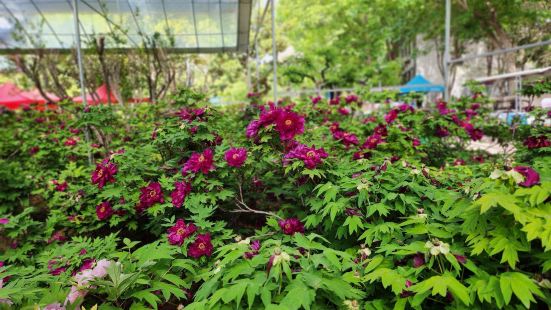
xmin=0 ymin=87 xmax=550 ymax=309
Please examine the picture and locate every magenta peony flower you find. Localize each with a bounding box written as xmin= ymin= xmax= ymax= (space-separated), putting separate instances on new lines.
xmin=275 ymin=110 xmax=305 ymax=140
xmin=435 ymin=126 xmax=450 ymax=138
xmin=96 ymin=201 xmax=113 ymax=221
xmin=171 ymin=181 xmax=192 ymax=208
xmin=436 ymin=101 xmax=449 ymax=115
xmin=182 ymin=149 xmax=215 ymax=175
xmin=246 ymin=120 xmax=262 ymax=138
xmin=471 ymin=103 xmax=481 ymax=110
xmin=179 ymin=108 xmax=206 ymax=123
xmin=137 ymin=182 xmax=164 ymax=212
xmin=167 ymin=219 xmax=197 ymax=246
xmin=465 ymin=109 xmax=477 ymax=118
xmin=362 ymin=134 xmax=385 ymax=149
xmin=0 ymin=218 xmax=8 ymax=225
xmin=384 ymin=109 xmax=399 ymax=124
xmin=225 ymin=147 xmax=248 ymax=167
xmin=514 ymin=166 xmax=540 ymax=187
xmin=278 ymin=218 xmax=305 ymax=235
xmin=284 ymin=144 xmax=328 ymax=169
xmin=412 ymin=138 xmax=421 ymax=147
xmin=188 ymin=233 xmax=213 ymax=258
xmin=398 ymin=103 xmax=414 ymax=113
xmin=91 ymin=159 xmax=118 ymax=189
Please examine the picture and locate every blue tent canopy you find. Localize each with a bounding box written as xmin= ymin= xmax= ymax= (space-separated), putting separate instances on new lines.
xmin=400 ymin=75 xmax=445 ymax=93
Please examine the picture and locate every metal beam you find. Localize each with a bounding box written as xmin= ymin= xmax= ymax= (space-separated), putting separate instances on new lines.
xmin=218 ymin=0 xmax=225 ymax=52
xmin=450 ymin=39 xmax=551 ymax=64
xmin=72 ymin=0 xmax=92 ymax=166
xmin=236 ymin=0 xmax=252 ymax=53
xmin=270 ymin=0 xmax=278 ymax=103
xmin=190 ymin=0 xmax=200 ymax=50
xmin=443 ymin=0 xmax=451 ymax=101
xmin=30 ymin=0 xmax=64 ymax=48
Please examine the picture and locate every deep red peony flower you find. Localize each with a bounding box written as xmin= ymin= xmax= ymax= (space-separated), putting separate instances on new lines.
xmin=53 ymin=180 xmax=68 ymax=192
xmin=278 ymin=218 xmax=305 ymax=235
xmin=167 ymin=219 xmax=197 ymax=246
xmin=435 ymin=126 xmax=450 ymax=138
xmin=362 ymin=134 xmax=385 ymax=149
xmin=465 ymin=109 xmax=477 ymax=118
xmin=188 ymin=233 xmax=213 ymax=258
xmin=436 ymin=101 xmax=450 ymax=115
xmin=412 ymin=138 xmax=421 ymax=148
xmin=412 ymin=253 xmax=425 ymax=268
xmin=284 ymin=144 xmax=328 ymax=169
xmin=64 ymin=137 xmax=78 ymax=146
xmin=225 ymin=147 xmax=248 ymax=167
xmin=29 ymin=146 xmax=40 ymax=155
xmin=471 ymin=103 xmax=481 ymax=110
xmin=384 ymin=109 xmax=399 ymax=124
xmin=373 ymin=124 xmax=388 ymax=136
xmin=91 ymin=159 xmax=118 ymax=189
xmin=182 ymin=149 xmax=215 ymax=175
xmin=453 ymin=158 xmax=466 ymax=166
xmin=275 ymin=110 xmax=305 ymax=141
xmin=311 ymin=96 xmax=322 ymax=104
xmin=171 ymin=181 xmax=192 ymax=208
xmin=137 ymin=182 xmax=164 ymax=212
xmin=524 ymin=136 xmax=550 ymax=149
xmin=345 ymin=94 xmax=359 ymax=104
xmin=514 ymin=166 xmax=540 ymax=187
xmin=179 ymin=108 xmax=206 ymax=123
xmin=96 ymin=201 xmax=113 ymax=221
xmin=338 ymin=107 xmax=351 ymax=115
xmin=329 ymin=97 xmax=340 ymax=105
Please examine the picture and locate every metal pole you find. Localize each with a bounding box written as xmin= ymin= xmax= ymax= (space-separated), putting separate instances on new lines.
xmin=270 ymin=0 xmax=278 ymax=103
xmin=72 ymin=0 xmax=92 ymax=165
xmin=443 ymin=0 xmax=451 ymax=101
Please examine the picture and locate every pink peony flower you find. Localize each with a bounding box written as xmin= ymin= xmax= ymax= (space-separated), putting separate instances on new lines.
xmin=398 ymin=103 xmax=414 ymax=113
xmin=188 ymin=234 xmax=213 ymax=258
xmin=246 ymin=120 xmax=262 ymax=138
xmin=0 ymin=218 xmax=8 ymax=225
xmin=182 ymin=149 xmax=215 ymax=175
xmin=412 ymin=138 xmax=421 ymax=148
xmin=284 ymin=144 xmax=328 ymax=169
xmin=275 ymin=110 xmax=305 ymax=141
xmin=171 ymin=181 xmax=192 ymax=208
xmin=136 ymin=182 xmax=164 ymax=212
xmin=91 ymin=159 xmax=118 ymax=189
xmin=96 ymin=201 xmax=113 ymax=221
xmin=43 ymin=303 xmax=65 ymax=310
xmin=278 ymin=218 xmax=305 ymax=235
xmin=514 ymin=166 xmax=540 ymax=187
xmin=225 ymin=147 xmax=248 ymax=167
xmin=65 ymin=286 xmax=86 ymax=305
xmin=167 ymin=219 xmax=197 ymax=246
xmin=90 ymin=259 xmax=112 ymax=278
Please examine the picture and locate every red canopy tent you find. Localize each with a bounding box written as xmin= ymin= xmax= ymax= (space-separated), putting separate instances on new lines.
xmin=73 ymin=84 xmax=150 ymax=105
xmin=0 ymin=83 xmax=34 ymax=110
xmin=20 ymin=89 xmax=60 ymax=110
xmin=73 ymin=84 xmax=118 ymax=105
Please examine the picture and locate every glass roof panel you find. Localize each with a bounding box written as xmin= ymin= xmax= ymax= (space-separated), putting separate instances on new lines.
xmin=0 ymin=0 xmax=249 ymax=52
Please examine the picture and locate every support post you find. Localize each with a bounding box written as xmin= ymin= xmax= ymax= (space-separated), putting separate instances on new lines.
xmin=443 ymin=0 xmax=451 ymax=101
xmin=270 ymin=0 xmax=278 ymax=104
xmin=72 ymin=0 xmax=92 ymax=165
